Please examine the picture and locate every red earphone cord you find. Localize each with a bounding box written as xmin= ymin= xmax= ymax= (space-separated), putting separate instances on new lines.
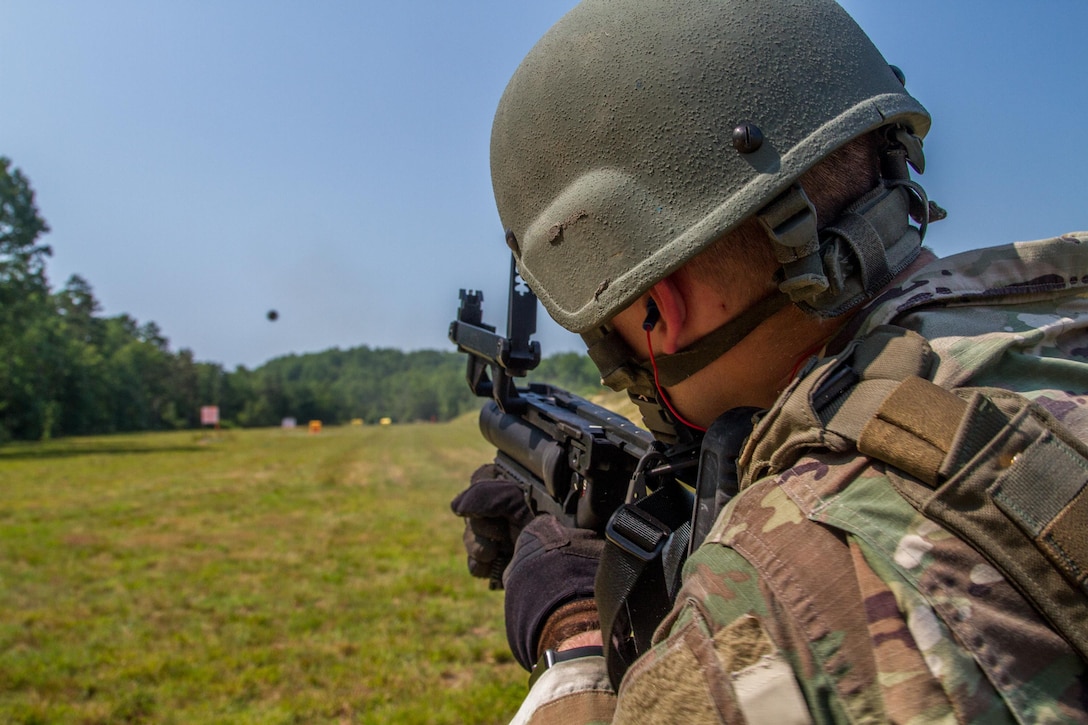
xmin=645 ymin=327 xmax=708 ymax=433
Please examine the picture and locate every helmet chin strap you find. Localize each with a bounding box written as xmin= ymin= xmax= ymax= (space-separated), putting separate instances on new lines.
xmin=581 ymin=127 xmax=944 ymax=443
xmin=581 ymin=291 xmax=788 ymax=443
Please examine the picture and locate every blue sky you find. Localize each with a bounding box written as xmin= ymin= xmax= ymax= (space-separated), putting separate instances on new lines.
xmin=1 ymin=2 xmax=1085 ymax=369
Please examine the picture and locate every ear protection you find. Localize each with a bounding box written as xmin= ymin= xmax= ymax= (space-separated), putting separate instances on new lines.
xmin=642 ymin=297 xmax=660 ymax=331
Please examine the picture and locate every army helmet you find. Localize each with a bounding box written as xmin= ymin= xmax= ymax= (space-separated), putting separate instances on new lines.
xmin=491 ymin=0 xmax=930 ymax=334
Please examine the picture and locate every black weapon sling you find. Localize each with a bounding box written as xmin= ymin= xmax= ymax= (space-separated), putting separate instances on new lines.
xmin=595 ymin=409 xmax=757 ymax=690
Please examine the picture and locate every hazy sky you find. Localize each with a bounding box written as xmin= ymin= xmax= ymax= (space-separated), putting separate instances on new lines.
xmin=2 ymin=2 xmax=1085 ymax=369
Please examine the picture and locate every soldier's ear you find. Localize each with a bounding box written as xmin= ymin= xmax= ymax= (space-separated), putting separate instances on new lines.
xmin=648 ymin=276 xmax=687 ymax=355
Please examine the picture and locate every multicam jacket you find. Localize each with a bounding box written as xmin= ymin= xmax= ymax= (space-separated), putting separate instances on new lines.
xmin=511 ymin=233 xmax=1088 ymax=725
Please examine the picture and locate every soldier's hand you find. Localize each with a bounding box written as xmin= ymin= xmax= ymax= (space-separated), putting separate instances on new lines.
xmin=503 ymin=514 xmax=602 ymax=671
xmin=450 ymin=464 xmax=534 ymax=587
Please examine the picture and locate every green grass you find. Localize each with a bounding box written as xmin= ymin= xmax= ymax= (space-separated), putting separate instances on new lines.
xmin=0 ymin=417 xmax=527 ymax=724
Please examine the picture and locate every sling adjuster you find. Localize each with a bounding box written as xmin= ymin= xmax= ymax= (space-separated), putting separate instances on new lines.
xmin=606 ymin=505 xmax=670 ymax=563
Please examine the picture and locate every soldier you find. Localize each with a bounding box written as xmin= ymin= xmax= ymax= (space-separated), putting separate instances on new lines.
xmin=452 ymin=0 xmax=1088 ymax=721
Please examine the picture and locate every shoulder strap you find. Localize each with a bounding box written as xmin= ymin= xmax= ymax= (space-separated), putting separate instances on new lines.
xmin=740 ymin=324 xmax=935 ymax=487
xmin=595 ymin=409 xmax=758 ymax=691
xmin=596 ymin=479 xmax=692 ymax=690
xmin=859 ymin=377 xmax=1088 ymax=662
xmin=741 ymin=324 xmax=1088 ymax=662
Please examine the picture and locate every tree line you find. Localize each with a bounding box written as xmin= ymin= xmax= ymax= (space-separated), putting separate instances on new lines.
xmin=0 ymin=157 xmax=602 ymax=442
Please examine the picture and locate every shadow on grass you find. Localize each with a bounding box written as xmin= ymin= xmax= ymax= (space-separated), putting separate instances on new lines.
xmin=0 ymin=443 xmax=209 ymax=461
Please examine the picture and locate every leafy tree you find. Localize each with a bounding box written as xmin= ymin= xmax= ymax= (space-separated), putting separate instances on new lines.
xmin=0 ymin=155 xmax=608 ymax=439
xmin=0 ymin=157 xmax=50 ymax=293
xmin=56 ymin=274 xmax=103 ymax=344
xmin=529 ymin=351 xmax=604 ymax=396
xmin=0 ymin=159 xmax=57 ymax=439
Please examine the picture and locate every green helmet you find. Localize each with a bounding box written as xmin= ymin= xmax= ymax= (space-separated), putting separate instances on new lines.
xmin=491 ymin=0 xmax=931 ymax=334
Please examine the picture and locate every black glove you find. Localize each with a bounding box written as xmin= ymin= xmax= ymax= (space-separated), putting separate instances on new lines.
xmin=450 ymin=464 xmax=534 ymax=588
xmin=503 ymin=514 xmax=602 ymax=670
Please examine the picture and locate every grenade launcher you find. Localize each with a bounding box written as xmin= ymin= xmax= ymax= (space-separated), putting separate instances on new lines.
xmin=448 ymin=257 xmax=666 ymax=535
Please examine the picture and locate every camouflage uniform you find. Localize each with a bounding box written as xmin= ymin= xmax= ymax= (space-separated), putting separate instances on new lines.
xmin=511 ymin=233 xmax=1088 ymax=725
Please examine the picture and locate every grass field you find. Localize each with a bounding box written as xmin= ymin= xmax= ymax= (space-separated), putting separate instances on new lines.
xmin=0 ymin=416 xmax=528 ymax=724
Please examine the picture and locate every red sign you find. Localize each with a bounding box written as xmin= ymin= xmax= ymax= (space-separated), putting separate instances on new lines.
xmin=200 ymin=406 xmax=220 ymax=425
